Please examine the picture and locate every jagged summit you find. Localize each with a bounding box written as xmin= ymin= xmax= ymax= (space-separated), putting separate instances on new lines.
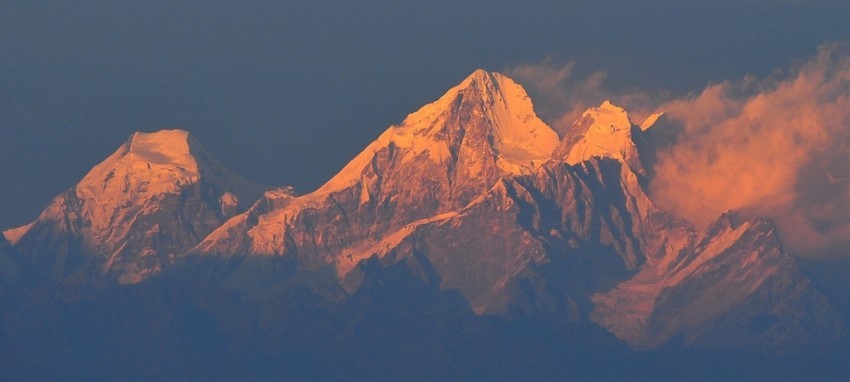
xmin=77 ymin=129 xmax=200 ymax=199
xmin=125 ymin=129 xmax=196 ymax=167
xmin=410 ymin=69 xmax=560 ymax=164
xmin=595 ymin=100 xmax=630 ymax=120
xmin=7 ymin=129 xmax=265 ymax=283
xmin=554 ymin=100 xmax=646 ymax=175
xmin=198 ymin=70 xmax=561 ymax=259
xmin=319 ymin=70 xmax=560 ymax=193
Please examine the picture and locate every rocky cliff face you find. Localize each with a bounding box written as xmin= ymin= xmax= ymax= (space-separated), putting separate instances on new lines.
xmin=337 ymin=158 xmax=656 ymax=318
xmin=5 ymin=130 xmax=264 ymax=284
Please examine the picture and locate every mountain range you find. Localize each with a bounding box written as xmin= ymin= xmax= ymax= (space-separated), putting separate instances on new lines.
xmin=2 ymin=70 xmax=849 ymax=380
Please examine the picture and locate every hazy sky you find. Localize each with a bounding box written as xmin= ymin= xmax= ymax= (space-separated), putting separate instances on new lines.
xmin=3 ymin=0 xmax=850 ymax=229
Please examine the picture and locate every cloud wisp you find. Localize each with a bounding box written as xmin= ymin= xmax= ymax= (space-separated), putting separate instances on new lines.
xmin=508 ymin=60 xmax=657 ymax=136
xmin=651 ymin=43 xmax=850 ymax=257
xmin=513 ymin=44 xmax=850 ymax=258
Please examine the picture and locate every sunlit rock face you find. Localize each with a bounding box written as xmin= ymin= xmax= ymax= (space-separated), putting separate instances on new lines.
xmin=554 ymin=100 xmax=647 ymax=176
xmin=5 ymin=130 xmax=264 ymax=284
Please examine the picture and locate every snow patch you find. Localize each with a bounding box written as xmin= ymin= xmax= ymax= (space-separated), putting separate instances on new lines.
xmin=561 ymin=101 xmax=642 ymax=172
xmin=640 ymin=112 xmax=664 ymax=131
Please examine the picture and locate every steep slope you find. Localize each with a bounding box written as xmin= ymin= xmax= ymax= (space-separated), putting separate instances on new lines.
xmin=337 ymin=157 xmax=672 ymax=317
xmin=554 ymin=100 xmax=648 ymax=176
xmin=329 ymin=100 xmax=676 ymax=317
xmin=6 ymin=130 xmax=264 ymax=284
xmin=592 ymin=213 xmax=844 ymax=353
xmin=324 ymin=96 xmax=840 ymax=352
xmin=196 ymin=90 xmax=676 ymax=318
xmin=196 ymin=70 xmax=560 ymax=262
xmin=320 ymin=69 xmax=560 ymax=192
xmin=324 ymin=102 xmax=692 ymax=321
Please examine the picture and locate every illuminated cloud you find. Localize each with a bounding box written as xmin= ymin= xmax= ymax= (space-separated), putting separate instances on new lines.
xmin=650 ymin=43 xmax=850 ymax=257
xmin=511 ymin=43 xmax=850 ymax=257
xmin=507 ymin=60 xmax=654 ymax=135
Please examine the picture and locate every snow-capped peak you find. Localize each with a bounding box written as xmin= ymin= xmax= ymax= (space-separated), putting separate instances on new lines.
xmin=400 ymin=69 xmax=559 ymax=164
xmin=6 ymin=128 xmax=265 ymax=284
xmin=124 ymin=129 xmax=197 ymax=170
xmin=587 ymin=100 xmax=632 ymax=129
xmin=76 ymin=129 xmax=201 ymax=200
xmin=555 ymin=100 xmax=644 ymax=174
xmin=318 ymin=70 xmax=560 ymax=193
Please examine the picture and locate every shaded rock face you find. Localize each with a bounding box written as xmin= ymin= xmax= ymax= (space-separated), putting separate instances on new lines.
xmin=343 ymin=159 xmax=658 ymax=318
xmin=7 ymin=130 xmax=264 ymax=284
xmin=592 ymin=213 xmax=844 ymax=353
xmin=338 ymin=158 xmax=843 ymax=353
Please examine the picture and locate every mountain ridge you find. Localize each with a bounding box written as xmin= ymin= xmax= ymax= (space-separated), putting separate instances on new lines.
xmin=3 ymin=70 xmax=844 ymax=357
xmin=6 ymin=129 xmax=265 ymax=284
xmin=195 ymin=69 xmax=562 ymax=260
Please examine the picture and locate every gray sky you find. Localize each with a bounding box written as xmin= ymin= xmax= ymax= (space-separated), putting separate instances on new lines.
xmin=2 ymin=0 xmax=850 ymax=229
